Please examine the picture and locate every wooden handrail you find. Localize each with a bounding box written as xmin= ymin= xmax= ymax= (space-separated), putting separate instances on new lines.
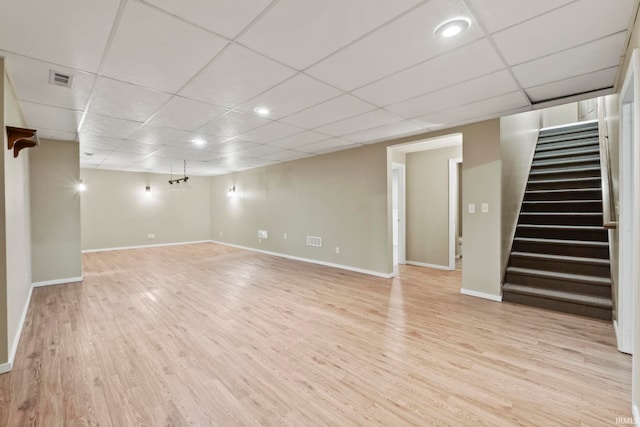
xmin=597 ymin=98 xmax=617 ymax=229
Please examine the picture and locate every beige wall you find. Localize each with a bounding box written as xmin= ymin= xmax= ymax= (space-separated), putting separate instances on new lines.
xmin=80 ymin=169 xmax=211 ymax=250
xmin=500 ymin=110 xmax=541 ymax=276
xmin=405 ymin=146 xmax=462 ymax=267
xmin=210 ymin=143 xmax=391 ymax=274
xmin=386 ymin=120 xmax=502 ymax=296
xmin=541 ymin=103 xmax=578 ymax=128
xmin=1 ymin=59 xmax=32 ymax=365
xmin=30 ymin=139 xmax=81 ymax=283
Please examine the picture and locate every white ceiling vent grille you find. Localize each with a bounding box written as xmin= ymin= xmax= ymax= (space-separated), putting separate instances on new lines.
xmin=306 ymin=236 xmax=322 ymax=247
xmin=49 ymin=70 xmax=73 ymax=88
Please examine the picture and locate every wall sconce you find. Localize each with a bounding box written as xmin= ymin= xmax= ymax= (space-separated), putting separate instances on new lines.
xmin=145 ymin=185 xmax=151 ymax=193
xmin=228 ymin=186 xmax=236 ymax=196
xmin=78 ymin=180 xmax=86 ymax=192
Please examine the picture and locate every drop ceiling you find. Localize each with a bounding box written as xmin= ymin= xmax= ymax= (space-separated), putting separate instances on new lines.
xmin=0 ymin=0 xmax=636 ymax=175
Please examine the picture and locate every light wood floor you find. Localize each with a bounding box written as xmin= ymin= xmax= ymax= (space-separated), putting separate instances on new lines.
xmin=0 ymin=243 xmax=632 ymax=426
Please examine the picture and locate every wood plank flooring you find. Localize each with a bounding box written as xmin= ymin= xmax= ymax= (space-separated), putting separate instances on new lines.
xmin=0 ymin=243 xmax=632 ymax=426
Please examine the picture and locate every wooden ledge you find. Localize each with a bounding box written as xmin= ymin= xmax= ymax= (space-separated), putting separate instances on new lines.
xmin=6 ymin=126 xmax=39 ymax=158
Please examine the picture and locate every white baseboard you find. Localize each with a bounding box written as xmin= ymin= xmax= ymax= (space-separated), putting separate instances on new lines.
xmin=460 ymin=288 xmax=502 ymax=302
xmin=82 ymin=240 xmax=211 ymax=253
xmin=1 ymin=283 xmax=34 ymax=374
xmin=633 ymin=404 xmax=639 ymax=425
xmin=406 ymin=260 xmax=452 ymax=271
xmin=211 ymin=240 xmax=394 ymax=279
xmin=33 ymin=275 xmax=84 ymax=288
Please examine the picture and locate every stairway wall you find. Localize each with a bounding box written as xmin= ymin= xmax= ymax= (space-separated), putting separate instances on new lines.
xmin=501 ymin=110 xmax=541 ymax=276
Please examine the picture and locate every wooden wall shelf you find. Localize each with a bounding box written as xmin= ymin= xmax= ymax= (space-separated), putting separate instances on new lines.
xmin=6 ymin=126 xmax=38 ymax=158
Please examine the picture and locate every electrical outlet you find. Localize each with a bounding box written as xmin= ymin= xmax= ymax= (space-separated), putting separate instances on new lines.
xmin=335 ymin=247 xmax=340 ymax=254
xmin=284 ymin=233 xmax=287 ymax=240
xmin=148 ymin=233 xmax=155 ymax=239
xmin=258 ymin=238 xmax=262 ymax=244
xmin=219 ymin=231 xmax=223 ymax=237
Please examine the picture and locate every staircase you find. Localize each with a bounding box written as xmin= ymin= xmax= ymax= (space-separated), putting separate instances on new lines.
xmin=502 ymin=121 xmax=612 ymax=320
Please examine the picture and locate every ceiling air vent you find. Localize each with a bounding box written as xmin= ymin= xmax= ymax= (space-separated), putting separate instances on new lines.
xmin=49 ymin=70 xmax=73 ymax=88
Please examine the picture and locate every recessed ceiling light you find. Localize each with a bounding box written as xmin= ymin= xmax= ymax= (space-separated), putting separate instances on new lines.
xmin=433 ymin=18 xmax=471 ymax=38
xmin=192 ymin=138 xmax=206 ymax=146
xmin=254 ymin=107 xmax=270 ymax=116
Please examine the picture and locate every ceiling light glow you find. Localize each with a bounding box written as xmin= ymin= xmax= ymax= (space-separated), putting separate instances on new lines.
xmin=434 ymin=18 xmax=471 ymax=39
xmin=192 ymin=138 xmax=206 ymax=146
xmin=254 ymin=107 xmax=270 ymax=116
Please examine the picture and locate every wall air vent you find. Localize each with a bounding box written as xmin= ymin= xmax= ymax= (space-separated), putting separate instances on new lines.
xmin=49 ymin=70 xmax=73 ymax=88
xmin=306 ymin=236 xmax=322 ymax=247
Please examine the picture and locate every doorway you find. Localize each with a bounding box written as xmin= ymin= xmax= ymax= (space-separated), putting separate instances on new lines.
xmin=392 ymin=163 xmax=406 ymax=268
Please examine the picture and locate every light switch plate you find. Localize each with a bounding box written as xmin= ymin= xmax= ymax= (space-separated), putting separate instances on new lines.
xmin=468 ymin=203 xmax=475 ymax=214
xmin=482 ymin=203 xmax=489 ymax=213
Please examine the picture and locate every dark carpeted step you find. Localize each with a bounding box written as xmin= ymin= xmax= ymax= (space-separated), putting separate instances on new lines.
xmin=523 ymin=188 xmax=602 ymax=201
xmin=508 ymin=254 xmax=611 ymax=279
xmin=512 ymin=237 xmax=609 ymax=259
xmin=518 ymin=212 xmax=603 ymax=226
xmin=526 ymin=177 xmax=601 ymax=191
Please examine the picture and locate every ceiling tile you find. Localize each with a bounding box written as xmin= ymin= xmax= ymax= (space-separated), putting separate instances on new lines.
xmin=416 ymin=91 xmax=530 ymax=125
xmin=242 ymin=144 xmax=283 ymax=158
xmin=142 ymin=0 xmax=271 ymax=39
xmin=492 ymin=0 xmax=634 ymax=65
xmin=38 ymin=129 xmax=78 ymax=142
xmin=239 ymin=0 xmax=421 ymax=70
xmin=267 ymin=131 xmax=328 ymax=149
xmin=154 ymin=146 xmax=222 ymax=162
xmin=101 ymin=1 xmax=228 ymax=93
xmin=238 ymin=122 xmax=303 ymax=143
xmin=306 ymin=0 xmax=483 ymax=91
xmin=170 ymin=133 xmax=228 ymax=149
xmin=525 ymin=67 xmax=619 ymax=102
xmin=342 ymin=121 xmax=424 ymax=144
xmin=236 ymin=74 xmax=342 ymax=119
xmin=512 ymin=32 xmax=626 ymax=88
xmin=81 ymin=148 xmax=112 ymax=161
xmin=207 ymin=139 xmax=261 ymax=156
xmin=128 ymin=125 xmax=188 ymax=145
xmin=0 ymin=0 xmax=120 ymax=72
xmin=314 ymin=110 xmax=403 ymax=137
xmin=179 ymin=44 xmax=296 ymax=108
xmin=298 ymin=138 xmax=361 ymax=154
xmin=20 ymin=102 xmax=83 ymax=132
xmin=353 ymin=39 xmax=504 ymax=107
xmin=115 ymin=140 xmax=162 ymax=156
xmin=4 ymin=54 xmax=96 ymax=111
xmin=280 ymin=94 xmax=376 ymax=129
xmin=197 ymin=111 xmax=271 ymax=137
xmin=103 ymin=151 xmax=147 ymax=163
xmin=148 ymin=97 xmax=228 ymax=131
xmin=261 ymin=149 xmax=312 ymax=162
xmin=467 ymin=0 xmax=574 ymax=33
xmin=80 ymin=113 xmax=143 ymax=139
xmin=386 ymin=70 xmax=520 ymax=119
xmin=88 ymin=77 xmax=171 ymax=122
xmin=80 ymin=135 xmax=123 ymax=151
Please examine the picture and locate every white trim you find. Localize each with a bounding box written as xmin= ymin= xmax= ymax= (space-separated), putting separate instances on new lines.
xmin=449 ymin=157 xmax=463 ymax=270
xmin=460 ymin=288 xmax=503 ymax=302
xmin=1 ymin=284 xmax=34 ymax=374
xmin=406 ymin=260 xmax=451 ymax=271
xmin=211 ymin=240 xmax=394 ymax=278
xmin=632 ymin=404 xmax=639 ymax=425
xmin=539 ymin=119 xmax=598 ymax=131
xmin=33 ymin=276 xmax=84 ymax=288
xmin=82 ymin=240 xmax=211 ymax=253
xmin=392 ymin=162 xmax=406 ymax=265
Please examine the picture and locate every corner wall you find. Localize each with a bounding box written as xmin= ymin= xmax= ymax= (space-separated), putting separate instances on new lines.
xmin=30 ymin=139 xmax=82 ymax=283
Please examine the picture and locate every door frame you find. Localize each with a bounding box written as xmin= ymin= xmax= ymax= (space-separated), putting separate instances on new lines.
xmin=449 ymin=158 xmax=463 ymax=270
xmin=392 ymin=162 xmax=406 ymax=265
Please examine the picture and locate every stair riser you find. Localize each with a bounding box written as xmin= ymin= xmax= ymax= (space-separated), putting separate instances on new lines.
xmin=533 ymin=147 xmax=600 ymax=161
xmin=538 ymin=131 xmax=599 ymax=144
xmin=518 ymin=213 xmax=603 ymax=226
xmin=529 ymin=169 xmax=601 ymax=181
xmin=524 ymin=190 xmax=602 ymax=201
xmin=515 ymin=227 xmax=608 ymax=242
xmin=521 ymin=202 xmax=603 ymax=213
xmin=536 ymin=139 xmax=599 ymax=153
xmin=502 ymin=292 xmax=611 ymax=320
xmin=539 ymin=124 xmax=598 ymax=136
xmin=527 ymin=179 xmax=601 ymax=191
xmin=509 ymin=257 xmax=611 ymax=278
xmin=512 ymin=241 xmax=609 ymax=258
